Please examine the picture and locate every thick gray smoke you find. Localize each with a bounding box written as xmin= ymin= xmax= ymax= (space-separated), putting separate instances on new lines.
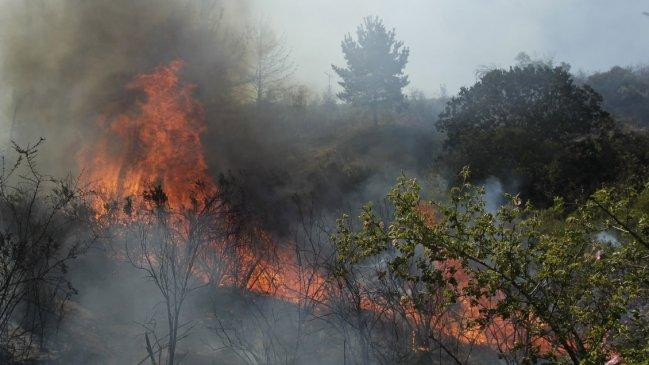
xmin=0 ymin=0 xmax=250 ymax=173
xmin=0 ymin=1 xmax=261 ymax=363
xmin=0 ymin=2 xmax=461 ymax=363
xmin=0 ymin=0 xmax=438 ymax=237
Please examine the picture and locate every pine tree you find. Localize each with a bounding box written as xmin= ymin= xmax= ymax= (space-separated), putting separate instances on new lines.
xmin=332 ymin=16 xmax=409 ymax=124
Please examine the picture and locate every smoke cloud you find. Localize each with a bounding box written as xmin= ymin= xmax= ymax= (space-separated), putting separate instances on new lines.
xmin=0 ymin=0 xmax=250 ymax=173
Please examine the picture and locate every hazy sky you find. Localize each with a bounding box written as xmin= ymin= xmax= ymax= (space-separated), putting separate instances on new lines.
xmin=252 ymin=0 xmax=649 ymax=96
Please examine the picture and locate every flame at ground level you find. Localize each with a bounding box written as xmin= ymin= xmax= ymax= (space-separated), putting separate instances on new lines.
xmin=78 ymin=60 xmax=538 ymax=357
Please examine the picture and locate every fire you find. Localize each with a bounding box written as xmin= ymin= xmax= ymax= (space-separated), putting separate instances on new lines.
xmin=78 ymin=59 xmax=325 ymax=305
xmin=413 ymin=202 xmax=543 ymax=353
xmin=79 ymin=60 xmax=216 ymax=212
xmin=78 ymin=59 xmax=530 ymax=358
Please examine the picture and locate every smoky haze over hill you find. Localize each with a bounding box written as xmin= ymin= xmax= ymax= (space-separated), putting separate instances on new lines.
xmin=0 ymin=1 xmax=647 ymax=364
xmin=0 ymin=0 xmax=440 ymax=237
xmin=252 ymin=0 xmax=649 ymax=94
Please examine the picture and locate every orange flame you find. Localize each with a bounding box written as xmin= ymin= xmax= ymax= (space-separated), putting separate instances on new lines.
xmin=78 ymin=59 xmax=325 ymax=305
xmin=78 ymin=60 xmax=535 ymax=357
xmin=79 ymin=60 xmax=216 ymax=212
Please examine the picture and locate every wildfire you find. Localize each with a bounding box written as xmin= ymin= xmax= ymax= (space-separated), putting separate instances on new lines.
xmin=78 ymin=59 xmax=527 ymax=357
xmin=79 ymin=60 xmax=216 ymax=213
xmin=78 ymin=59 xmax=325 ymax=304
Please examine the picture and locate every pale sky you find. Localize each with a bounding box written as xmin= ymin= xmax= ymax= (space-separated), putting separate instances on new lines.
xmin=251 ymin=0 xmax=649 ymax=96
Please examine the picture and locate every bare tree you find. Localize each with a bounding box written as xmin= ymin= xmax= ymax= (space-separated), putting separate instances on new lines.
xmin=367 ymin=261 xmax=483 ymax=365
xmin=0 ymin=139 xmax=96 ymax=362
xmin=120 ymin=183 xmax=227 ymax=365
xmin=209 ymin=197 xmax=331 ymax=364
xmin=246 ymin=18 xmax=295 ymax=106
xmin=325 ymin=260 xmax=382 ymax=365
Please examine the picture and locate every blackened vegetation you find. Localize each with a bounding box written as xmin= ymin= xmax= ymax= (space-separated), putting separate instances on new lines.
xmin=215 ymin=119 xmax=442 ymax=237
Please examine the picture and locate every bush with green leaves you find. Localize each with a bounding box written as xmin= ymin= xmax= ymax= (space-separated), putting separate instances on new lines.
xmin=333 ymin=168 xmax=649 ymax=364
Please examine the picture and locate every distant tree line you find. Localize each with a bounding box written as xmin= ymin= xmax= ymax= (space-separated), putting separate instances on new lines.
xmin=582 ymin=65 xmax=649 ymax=129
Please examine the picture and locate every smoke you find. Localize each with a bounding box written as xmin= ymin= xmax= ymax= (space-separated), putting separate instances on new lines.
xmin=0 ymin=0 xmax=441 ymax=239
xmin=0 ymin=1 xmax=258 ymax=363
xmin=481 ymin=175 xmax=523 ymax=213
xmin=0 ymin=2 xmax=452 ymax=363
xmin=0 ymin=0 xmax=250 ymax=173
xmin=483 ymin=177 xmax=505 ymax=213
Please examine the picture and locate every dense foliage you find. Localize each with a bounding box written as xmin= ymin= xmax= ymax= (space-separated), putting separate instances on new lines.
xmin=437 ymin=63 xmax=649 ymax=207
xmin=585 ymin=66 xmax=649 ymax=128
xmin=333 ymin=169 xmax=649 ymax=364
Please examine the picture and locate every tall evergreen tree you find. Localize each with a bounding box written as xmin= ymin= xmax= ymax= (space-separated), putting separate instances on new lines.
xmin=332 ymin=16 xmax=409 ymax=124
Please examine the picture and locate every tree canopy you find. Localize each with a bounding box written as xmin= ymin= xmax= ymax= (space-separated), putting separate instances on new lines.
xmin=436 ymin=62 xmax=645 ymax=206
xmin=585 ymin=66 xmax=649 ymax=128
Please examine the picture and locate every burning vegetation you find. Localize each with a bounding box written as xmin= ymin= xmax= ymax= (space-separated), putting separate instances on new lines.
xmin=80 ymin=60 xmax=216 ymax=213
xmin=1 ymin=1 xmax=649 ymax=364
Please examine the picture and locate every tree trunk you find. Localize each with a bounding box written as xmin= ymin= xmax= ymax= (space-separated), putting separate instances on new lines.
xmin=372 ymin=104 xmax=378 ymax=126
xmin=166 ymin=305 xmax=177 ymax=365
